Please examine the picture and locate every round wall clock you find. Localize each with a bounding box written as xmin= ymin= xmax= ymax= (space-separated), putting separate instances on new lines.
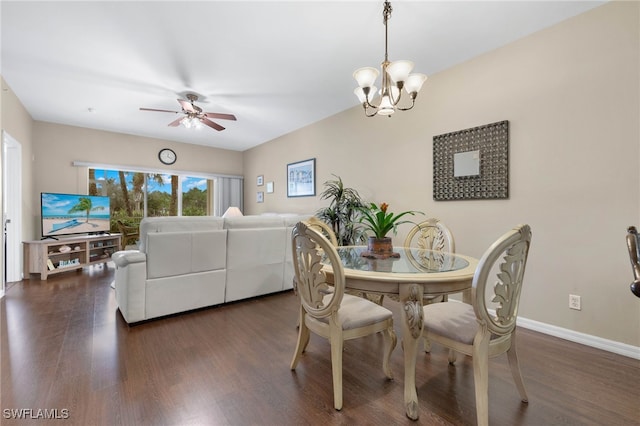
xmin=158 ymin=148 xmax=176 ymax=165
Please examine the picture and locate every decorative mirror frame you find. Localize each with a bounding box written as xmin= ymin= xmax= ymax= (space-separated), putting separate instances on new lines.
xmin=433 ymin=120 xmax=509 ymax=201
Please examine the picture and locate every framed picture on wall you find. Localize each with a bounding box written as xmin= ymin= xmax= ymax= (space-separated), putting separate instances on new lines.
xmin=266 ymin=181 xmax=274 ymax=194
xmin=287 ymin=158 xmax=316 ymax=197
xmin=257 ymin=191 xmax=264 ymax=203
xmin=257 ymin=175 xmax=264 ymax=186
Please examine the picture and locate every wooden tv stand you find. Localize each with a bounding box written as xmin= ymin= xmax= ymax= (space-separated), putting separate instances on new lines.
xmin=23 ymin=234 xmax=122 ymax=280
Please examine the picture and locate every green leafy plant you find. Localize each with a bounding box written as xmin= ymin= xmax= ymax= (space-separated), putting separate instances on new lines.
xmin=316 ymin=175 xmax=367 ymax=246
xmin=357 ymin=202 xmax=422 ymax=239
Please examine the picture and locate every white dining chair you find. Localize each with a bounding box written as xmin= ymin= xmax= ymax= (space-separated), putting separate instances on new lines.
xmin=404 ymin=217 xmax=455 ymax=254
xmin=421 ymin=224 xmax=532 ymax=426
xmin=305 ymin=216 xmax=339 ymax=247
xmin=289 ymin=221 xmax=397 ymax=410
xmin=402 ymin=218 xmax=456 ymax=352
xmin=404 ymin=218 xmax=456 ymax=302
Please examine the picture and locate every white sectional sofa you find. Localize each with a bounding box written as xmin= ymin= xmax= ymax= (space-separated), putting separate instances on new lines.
xmin=111 ymin=214 xmax=311 ymax=324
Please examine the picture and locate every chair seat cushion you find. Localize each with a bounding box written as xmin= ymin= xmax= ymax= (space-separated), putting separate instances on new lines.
xmin=319 ymin=293 xmax=393 ymax=330
xmin=423 ymin=301 xmax=478 ymax=345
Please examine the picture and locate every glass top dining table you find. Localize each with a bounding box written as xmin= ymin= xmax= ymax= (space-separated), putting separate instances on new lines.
xmin=335 ymin=246 xmax=470 ymax=274
xmin=327 ymin=246 xmax=478 ymax=298
xmin=324 ymin=246 xmax=479 ymax=420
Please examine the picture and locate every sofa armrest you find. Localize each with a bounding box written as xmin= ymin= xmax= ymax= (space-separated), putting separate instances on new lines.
xmin=112 ymin=250 xmax=148 ymax=324
xmin=112 ymin=250 xmax=147 ymax=267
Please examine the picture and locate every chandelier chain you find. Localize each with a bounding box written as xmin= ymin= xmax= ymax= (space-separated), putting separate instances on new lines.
xmin=383 ymin=1 xmax=392 ymax=63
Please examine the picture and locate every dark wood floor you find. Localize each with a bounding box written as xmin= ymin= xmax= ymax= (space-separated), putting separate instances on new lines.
xmin=2 ymin=264 xmax=639 ymax=426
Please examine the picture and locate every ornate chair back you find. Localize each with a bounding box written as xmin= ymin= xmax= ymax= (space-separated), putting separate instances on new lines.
xmin=305 ymin=216 xmax=339 ymax=247
xmin=291 ymin=221 xmax=344 ymax=318
xmin=473 ymin=223 xmax=532 ymax=336
xmin=403 ymin=218 xmax=455 ymax=312
xmin=404 ymin=217 xmax=455 ymax=253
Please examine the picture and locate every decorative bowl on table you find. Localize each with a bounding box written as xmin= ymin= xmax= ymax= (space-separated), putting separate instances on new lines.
xmin=58 ymin=245 xmax=71 ymax=253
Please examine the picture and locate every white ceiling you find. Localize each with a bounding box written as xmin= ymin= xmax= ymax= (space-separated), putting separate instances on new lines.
xmin=1 ymin=1 xmax=605 ymax=152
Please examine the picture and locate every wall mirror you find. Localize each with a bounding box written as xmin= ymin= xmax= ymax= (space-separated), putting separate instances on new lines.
xmin=433 ymin=120 xmax=509 ymax=201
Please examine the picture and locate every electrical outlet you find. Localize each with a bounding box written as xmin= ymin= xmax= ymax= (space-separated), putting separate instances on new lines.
xmin=569 ymin=294 xmax=581 ymax=310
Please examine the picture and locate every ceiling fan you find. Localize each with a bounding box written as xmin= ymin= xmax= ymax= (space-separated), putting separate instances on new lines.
xmin=140 ymin=94 xmax=236 ymax=131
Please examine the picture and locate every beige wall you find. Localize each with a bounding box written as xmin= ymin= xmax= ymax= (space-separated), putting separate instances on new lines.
xmin=1 ymin=76 xmax=35 ymax=261
xmin=29 ymin=122 xmax=243 ymax=239
xmin=243 ymin=2 xmax=640 ymax=346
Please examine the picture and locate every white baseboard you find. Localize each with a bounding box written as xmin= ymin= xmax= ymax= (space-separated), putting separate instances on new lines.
xmin=473 ymin=302 xmax=640 ymax=359
xmin=516 ymin=316 xmax=640 ymax=360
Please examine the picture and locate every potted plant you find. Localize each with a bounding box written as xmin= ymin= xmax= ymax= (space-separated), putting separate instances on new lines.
xmin=357 ymin=202 xmax=422 ymax=258
xmin=316 ymin=175 xmax=367 ymax=246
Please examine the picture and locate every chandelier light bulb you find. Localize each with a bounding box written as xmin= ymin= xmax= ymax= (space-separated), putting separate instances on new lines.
xmin=386 ymin=60 xmax=414 ymax=83
xmin=383 ymin=85 xmax=400 ymax=100
xmin=354 ymin=67 xmax=379 ymax=89
xmin=404 ymin=73 xmax=428 ymax=95
xmin=354 ymin=87 xmax=367 ymax=104
xmin=377 ymin=95 xmax=395 ymax=116
xmin=355 ymin=85 xmax=379 ymax=104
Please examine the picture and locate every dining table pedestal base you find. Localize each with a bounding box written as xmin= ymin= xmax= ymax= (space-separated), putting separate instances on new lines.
xmin=400 ymin=283 xmax=425 ymax=420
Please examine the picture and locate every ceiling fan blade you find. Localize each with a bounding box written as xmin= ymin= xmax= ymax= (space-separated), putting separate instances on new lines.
xmin=204 ymin=112 xmax=237 ymax=121
xmin=140 ymin=107 xmax=180 ymax=114
xmin=200 ymin=118 xmax=225 ymax=131
xmin=178 ymin=99 xmax=196 ymax=113
xmin=167 ymin=117 xmax=183 ymax=127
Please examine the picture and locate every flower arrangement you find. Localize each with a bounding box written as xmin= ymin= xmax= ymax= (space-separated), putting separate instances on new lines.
xmin=357 ymin=202 xmax=422 ymax=239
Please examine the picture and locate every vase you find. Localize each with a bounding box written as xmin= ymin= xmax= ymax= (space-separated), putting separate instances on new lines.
xmin=361 ymin=236 xmax=400 ymax=259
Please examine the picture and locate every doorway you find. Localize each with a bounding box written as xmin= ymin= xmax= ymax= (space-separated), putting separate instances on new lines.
xmin=2 ymin=131 xmax=22 ymax=291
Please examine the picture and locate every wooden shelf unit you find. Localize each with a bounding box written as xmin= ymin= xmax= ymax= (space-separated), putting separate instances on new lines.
xmin=23 ymin=234 xmax=122 ymax=280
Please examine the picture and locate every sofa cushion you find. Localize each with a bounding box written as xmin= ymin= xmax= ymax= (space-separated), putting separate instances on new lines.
xmin=225 ymin=227 xmax=287 ymax=302
xmin=146 ymin=270 xmax=226 ymax=320
xmin=139 ymin=216 xmax=224 ymax=252
xmin=226 ymin=228 xmax=286 ymax=268
xmin=146 ymin=230 xmax=227 ymax=279
xmin=223 ymin=216 xmax=285 ymax=229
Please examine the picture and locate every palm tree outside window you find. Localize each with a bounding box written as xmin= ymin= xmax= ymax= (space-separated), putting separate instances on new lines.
xmin=89 ymin=168 xmax=212 ymax=233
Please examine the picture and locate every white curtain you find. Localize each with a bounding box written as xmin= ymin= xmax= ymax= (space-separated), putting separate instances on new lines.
xmin=214 ymin=177 xmax=244 ymax=217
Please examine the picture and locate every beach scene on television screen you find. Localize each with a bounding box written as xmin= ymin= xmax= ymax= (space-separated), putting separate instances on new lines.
xmin=42 ymin=193 xmax=110 ymax=236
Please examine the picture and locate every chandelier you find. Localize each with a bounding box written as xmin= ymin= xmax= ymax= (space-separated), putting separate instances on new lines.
xmin=353 ymin=1 xmax=427 ymax=117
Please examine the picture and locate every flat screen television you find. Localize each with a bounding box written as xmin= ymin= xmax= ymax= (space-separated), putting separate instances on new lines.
xmin=41 ymin=192 xmax=111 ymax=238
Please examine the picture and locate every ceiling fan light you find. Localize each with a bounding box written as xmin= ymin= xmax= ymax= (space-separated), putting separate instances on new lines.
xmin=386 ymin=60 xmax=414 ymax=83
xmin=181 ymin=117 xmax=192 ymax=128
xmin=353 ymin=67 xmax=379 ymax=89
xmin=404 ymin=73 xmax=428 ymax=94
xmin=141 ymin=96 xmax=236 ymax=131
